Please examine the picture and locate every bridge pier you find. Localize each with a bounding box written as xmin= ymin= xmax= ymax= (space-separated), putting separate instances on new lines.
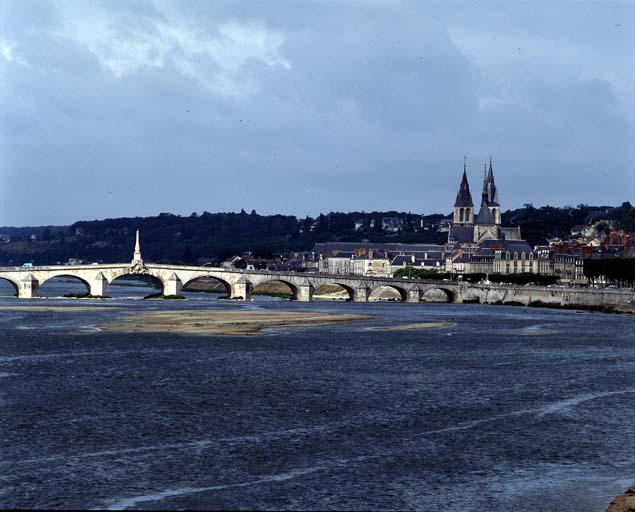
xmin=406 ymin=289 xmax=421 ymax=303
xmin=230 ymin=278 xmax=252 ymax=301
xmin=19 ymin=274 xmax=38 ymax=299
xmin=164 ymin=273 xmax=183 ymax=297
xmin=352 ymin=287 xmax=370 ymax=302
xmin=294 ymin=284 xmax=314 ymax=302
xmin=89 ymin=272 xmax=108 ymax=297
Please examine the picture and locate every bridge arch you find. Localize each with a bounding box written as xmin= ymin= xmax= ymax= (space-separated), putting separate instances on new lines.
xmin=252 ymin=279 xmax=299 ymax=300
xmin=0 ymin=277 xmax=19 ymax=297
xmin=368 ymin=284 xmax=408 ymax=302
xmin=421 ymin=287 xmax=455 ymax=303
xmin=38 ymin=274 xmax=91 ymax=297
xmin=313 ymin=282 xmax=355 ymax=301
xmin=182 ymin=275 xmax=232 ymax=298
xmin=109 ymin=272 xmax=165 ymax=297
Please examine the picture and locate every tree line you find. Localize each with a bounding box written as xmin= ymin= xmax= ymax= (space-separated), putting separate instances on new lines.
xmin=584 ymin=258 xmax=635 ymax=287
xmin=393 ymin=267 xmax=559 ymax=285
xmin=1 ymin=202 xmax=633 ymax=266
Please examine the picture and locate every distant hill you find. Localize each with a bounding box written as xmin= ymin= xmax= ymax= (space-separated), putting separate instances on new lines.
xmin=1 ymin=203 xmax=633 ymax=266
xmin=0 ymin=210 xmax=446 ymax=265
xmin=502 ymin=202 xmax=634 ymax=246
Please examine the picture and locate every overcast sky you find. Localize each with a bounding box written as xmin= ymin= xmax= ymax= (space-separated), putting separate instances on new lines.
xmin=1 ymin=1 xmax=633 ymax=226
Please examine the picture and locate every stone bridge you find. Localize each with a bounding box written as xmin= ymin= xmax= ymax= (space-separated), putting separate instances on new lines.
xmin=0 ymin=262 xmax=633 ymax=308
xmin=0 ymin=262 xmax=459 ymax=302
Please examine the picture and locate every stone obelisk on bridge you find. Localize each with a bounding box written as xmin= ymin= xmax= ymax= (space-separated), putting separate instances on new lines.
xmin=132 ymin=229 xmax=143 ymax=265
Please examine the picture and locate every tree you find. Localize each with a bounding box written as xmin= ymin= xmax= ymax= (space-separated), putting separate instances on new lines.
xmin=182 ymin=245 xmax=194 ymax=263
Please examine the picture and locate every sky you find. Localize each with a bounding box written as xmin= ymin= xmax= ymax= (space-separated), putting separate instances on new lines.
xmin=1 ymin=0 xmax=633 ymax=226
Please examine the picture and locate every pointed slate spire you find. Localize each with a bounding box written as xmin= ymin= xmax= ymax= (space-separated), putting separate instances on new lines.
xmin=488 ymin=157 xmax=499 ymax=206
xmin=454 ymin=158 xmax=474 ymax=207
xmin=481 ymin=157 xmax=499 ymax=207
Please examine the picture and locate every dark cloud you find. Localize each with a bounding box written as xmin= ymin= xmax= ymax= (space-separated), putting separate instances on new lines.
xmin=1 ymin=1 xmax=633 ymax=225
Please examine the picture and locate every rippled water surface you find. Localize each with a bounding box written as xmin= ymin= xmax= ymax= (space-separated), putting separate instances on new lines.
xmin=1 ymin=282 xmax=635 ymax=511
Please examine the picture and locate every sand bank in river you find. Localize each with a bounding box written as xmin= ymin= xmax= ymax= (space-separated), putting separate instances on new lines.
xmin=605 ymin=485 xmax=635 ymax=512
xmin=370 ymin=322 xmax=454 ymax=331
xmin=101 ymin=310 xmax=373 ymax=336
xmin=0 ymin=305 xmax=121 ymax=312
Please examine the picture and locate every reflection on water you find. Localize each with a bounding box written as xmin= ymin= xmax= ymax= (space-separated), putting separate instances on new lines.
xmin=1 ymin=281 xmax=635 ymax=511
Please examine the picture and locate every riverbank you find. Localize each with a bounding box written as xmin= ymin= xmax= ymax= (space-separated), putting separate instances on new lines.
xmin=101 ymin=310 xmax=372 ymax=335
xmin=606 ymin=485 xmax=635 ymax=512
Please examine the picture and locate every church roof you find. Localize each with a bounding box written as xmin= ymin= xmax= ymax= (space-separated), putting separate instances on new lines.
xmin=454 ymin=162 xmax=474 ymax=207
xmin=500 ymin=226 xmax=521 ymax=240
xmin=474 ymin=239 xmax=533 ymax=255
xmin=449 ymin=225 xmax=475 ymax=244
xmin=477 ymin=203 xmax=496 ymax=225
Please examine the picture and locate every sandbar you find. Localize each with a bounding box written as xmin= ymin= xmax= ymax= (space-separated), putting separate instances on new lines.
xmin=371 ymin=322 xmax=455 ymax=331
xmin=101 ymin=310 xmax=373 ymax=336
xmin=0 ymin=305 xmax=121 ymax=312
xmin=514 ymin=328 xmax=558 ymax=336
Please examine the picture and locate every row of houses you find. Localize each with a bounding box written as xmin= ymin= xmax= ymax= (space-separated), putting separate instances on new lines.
xmin=222 ymin=235 xmax=631 ymax=283
xmin=308 ymin=232 xmax=634 ymax=282
xmin=309 ymin=240 xmax=590 ymax=281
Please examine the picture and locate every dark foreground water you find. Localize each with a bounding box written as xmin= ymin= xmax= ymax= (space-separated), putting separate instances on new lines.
xmin=1 ymin=282 xmax=635 ymax=511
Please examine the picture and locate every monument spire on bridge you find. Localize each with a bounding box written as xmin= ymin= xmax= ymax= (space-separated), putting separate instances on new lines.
xmin=132 ymin=228 xmax=143 ymax=265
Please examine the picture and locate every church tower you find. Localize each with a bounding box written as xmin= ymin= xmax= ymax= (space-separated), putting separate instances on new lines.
xmin=476 ymin=157 xmax=501 ymax=226
xmin=452 ymin=157 xmax=474 ymax=226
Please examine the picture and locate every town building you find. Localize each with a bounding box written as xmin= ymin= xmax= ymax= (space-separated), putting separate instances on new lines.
xmin=314 ymin=242 xmax=446 ymax=277
xmin=381 ymin=217 xmax=403 ymax=233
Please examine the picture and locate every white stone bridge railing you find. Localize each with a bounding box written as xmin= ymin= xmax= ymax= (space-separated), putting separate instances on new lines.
xmin=0 ymin=263 xmax=633 ymax=307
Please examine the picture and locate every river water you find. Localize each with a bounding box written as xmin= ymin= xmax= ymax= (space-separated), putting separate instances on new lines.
xmin=1 ymin=280 xmax=634 ymax=510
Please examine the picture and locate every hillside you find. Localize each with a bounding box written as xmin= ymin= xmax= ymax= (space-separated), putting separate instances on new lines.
xmin=1 ymin=203 xmax=633 ymax=266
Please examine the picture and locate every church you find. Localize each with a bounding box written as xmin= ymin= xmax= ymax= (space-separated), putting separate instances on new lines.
xmin=448 ymin=158 xmax=521 ymax=248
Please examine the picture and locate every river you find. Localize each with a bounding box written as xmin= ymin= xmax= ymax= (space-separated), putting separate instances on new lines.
xmin=1 ymin=280 xmax=634 ymax=510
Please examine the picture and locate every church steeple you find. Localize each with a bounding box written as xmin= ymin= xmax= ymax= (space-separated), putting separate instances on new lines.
xmin=454 ymin=158 xmax=474 ymax=208
xmin=477 ymin=157 xmax=501 ymax=226
xmin=453 ymin=158 xmax=474 ymax=226
xmin=482 ymin=156 xmax=499 ymax=206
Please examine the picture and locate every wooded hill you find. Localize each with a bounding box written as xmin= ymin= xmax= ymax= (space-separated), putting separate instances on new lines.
xmin=1 ymin=202 xmax=633 ymax=266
